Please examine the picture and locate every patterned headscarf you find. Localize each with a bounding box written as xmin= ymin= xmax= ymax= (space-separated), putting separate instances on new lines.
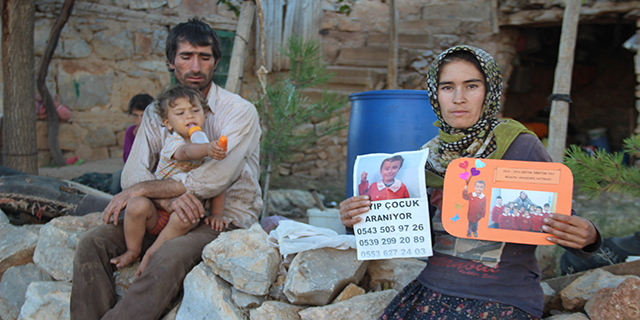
xmin=422 ymin=45 xmax=530 ymax=183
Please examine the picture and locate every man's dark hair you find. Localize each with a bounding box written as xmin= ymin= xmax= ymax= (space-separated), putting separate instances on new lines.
xmin=166 ymin=17 xmax=222 ymax=72
xmin=128 ymin=93 xmax=154 ymax=114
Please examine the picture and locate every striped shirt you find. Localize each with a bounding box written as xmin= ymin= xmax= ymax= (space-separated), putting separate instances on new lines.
xmin=154 ymin=132 xmax=204 ymax=180
xmin=122 ymin=85 xmax=263 ymax=229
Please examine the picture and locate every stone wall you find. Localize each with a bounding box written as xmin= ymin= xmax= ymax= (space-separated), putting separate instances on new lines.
xmin=9 ymin=0 xmax=241 ymax=166
xmin=3 ymin=0 xmax=638 ymax=182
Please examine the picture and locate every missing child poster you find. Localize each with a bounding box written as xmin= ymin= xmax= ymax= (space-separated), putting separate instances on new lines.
xmin=352 ymin=149 xmax=432 ymax=260
xmin=441 ymin=158 xmax=573 ymax=245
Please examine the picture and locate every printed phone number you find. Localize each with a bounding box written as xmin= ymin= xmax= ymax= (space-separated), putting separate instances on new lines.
xmin=360 ymin=248 xmax=429 ymax=259
xmin=358 ymin=236 xmax=427 ymax=247
xmin=355 ymin=224 xmax=425 ymax=235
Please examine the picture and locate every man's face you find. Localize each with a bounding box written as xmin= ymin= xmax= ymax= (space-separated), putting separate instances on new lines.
xmin=168 ymin=41 xmax=218 ymax=96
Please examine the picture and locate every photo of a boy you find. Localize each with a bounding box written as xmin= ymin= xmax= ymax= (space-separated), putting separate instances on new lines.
xmin=490 ymin=195 xmax=503 ymax=228
xmin=462 ymin=180 xmax=486 ymax=238
xmin=358 ymin=155 xmax=410 ymax=201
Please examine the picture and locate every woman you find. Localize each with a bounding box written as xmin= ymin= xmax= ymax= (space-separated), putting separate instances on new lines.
xmin=514 ymin=191 xmax=537 ymax=211
xmin=339 ymin=45 xmax=600 ymax=319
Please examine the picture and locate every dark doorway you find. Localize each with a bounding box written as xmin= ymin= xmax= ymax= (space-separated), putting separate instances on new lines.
xmin=503 ymin=23 xmax=637 ymax=152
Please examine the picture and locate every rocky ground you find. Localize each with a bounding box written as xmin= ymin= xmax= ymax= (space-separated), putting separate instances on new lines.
xmin=0 ymin=160 xmax=634 ymax=319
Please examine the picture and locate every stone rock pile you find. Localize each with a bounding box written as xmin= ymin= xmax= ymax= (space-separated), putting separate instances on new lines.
xmin=2 ymin=206 xmax=639 ymax=320
xmin=0 ymin=208 xmax=424 ymax=320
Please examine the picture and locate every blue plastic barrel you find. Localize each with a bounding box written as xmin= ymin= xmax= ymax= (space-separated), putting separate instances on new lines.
xmin=345 ymin=90 xmax=438 ymax=198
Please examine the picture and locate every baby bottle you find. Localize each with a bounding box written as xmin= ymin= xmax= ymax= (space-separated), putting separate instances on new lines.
xmin=188 ymin=125 xmax=209 ymax=144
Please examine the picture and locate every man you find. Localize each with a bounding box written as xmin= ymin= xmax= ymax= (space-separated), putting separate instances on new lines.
xmin=70 ymin=18 xmax=262 ymax=320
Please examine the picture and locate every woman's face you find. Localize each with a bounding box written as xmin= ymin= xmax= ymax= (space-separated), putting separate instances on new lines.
xmin=437 ymin=60 xmax=486 ymax=129
xmin=520 ymin=191 xmax=526 ymax=199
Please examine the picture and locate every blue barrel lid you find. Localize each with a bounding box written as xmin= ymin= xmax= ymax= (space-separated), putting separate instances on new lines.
xmin=349 ymin=89 xmax=430 ymax=101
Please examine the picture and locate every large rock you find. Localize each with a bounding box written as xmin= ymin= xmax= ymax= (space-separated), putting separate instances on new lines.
xmin=86 ymin=126 xmax=117 ymax=148
xmin=298 ymin=289 xmax=398 ymax=320
xmin=175 ymin=263 xmax=245 ymax=320
xmin=0 ymin=224 xmax=39 ymax=277
xmin=584 ymin=277 xmax=640 ymax=320
xmin=57 ymin=59 xmax=116 ymax=111
xmin=365 ymin=258 xmax=426 ymax=291
xmin=17 ymin=281 xmax=71 ymax=320
xmin=560 ymin=269 xmax=640 ymax=311
xmin=541 ymin=281 xmax=556 ymax=307
xmin=268 ymin=190 xmax=319 ymax=217
xmin=202 ymin=224 xmax=279 ymax=296
xmin=115 ymin=262 xmax=140 ymax=299
xmin=0 ymin=263 xmax=53 ymax=320
xmin=93 ymin=29 xmax=134 ymax=61
xmin=284 ymin=248 xmax=368 ymax=305
xmin=332 ymin=283 xmax=365 ymax=303
xmin=32 ymin=213 xmax=103 ymax=281
xmin=232 ymin=287 xmax=265 ymax=308
xmin=0 ymin=208 xmax=8 ymax=224
xmin=249 ymin=301 xmax=304 ymax=320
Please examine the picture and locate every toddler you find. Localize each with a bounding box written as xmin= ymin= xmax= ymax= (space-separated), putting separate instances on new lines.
xmin=110 ymin=84 xmax=228 ymax=277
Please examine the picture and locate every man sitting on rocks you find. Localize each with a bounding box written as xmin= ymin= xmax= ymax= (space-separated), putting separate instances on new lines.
xmin=70 ymin=18 xmax=262 ymax=320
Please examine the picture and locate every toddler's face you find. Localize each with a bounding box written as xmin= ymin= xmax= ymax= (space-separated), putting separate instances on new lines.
xmin=163 ymin=97 xmax=206 ymax=140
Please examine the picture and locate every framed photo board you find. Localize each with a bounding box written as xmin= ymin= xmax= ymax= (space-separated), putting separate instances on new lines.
xmin=442 ymin=158 xmax=573 ymax=245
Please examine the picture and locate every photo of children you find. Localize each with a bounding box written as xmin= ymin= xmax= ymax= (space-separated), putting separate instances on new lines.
xmin=489 ymin=189 xmax=557 ymax=233
xmin=353 ymin=151 xmax=427 ymax=201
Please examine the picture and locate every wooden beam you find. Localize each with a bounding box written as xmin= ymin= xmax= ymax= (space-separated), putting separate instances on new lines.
xmin=490 ymin=0 xmax=499 ymax=34
xmin=547 ymin=0 xmax=581 ymax=162
xmin=387 ymin=0 xmax=398 ymax=89
xmin=225 ymin=1 xmax=255 ymax=94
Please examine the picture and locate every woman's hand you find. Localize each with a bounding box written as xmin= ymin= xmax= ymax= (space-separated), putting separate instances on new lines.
xmin=339 ymin=195 xmax=371 ymax=228
xmin=542 ymin=214 xmax=598 ymax=249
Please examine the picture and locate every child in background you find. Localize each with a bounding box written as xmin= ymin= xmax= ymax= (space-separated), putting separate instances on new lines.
xmin=519 ymin=209 xmax=532 ymax=232
xmin=530 ymin=206 xmax=545 ymax=232
xmin=123 ymin=94 xmax=154 ymax=163
xmin=499 ymin=206 xmax=512 ymax=230
xmin=543 ymin=203 xmax=551 ymax=214
xmin=109 ymin=84 xmax=228 ymax=277
xmin=462 ymin=180 xmax=486 ymax=238
xmin=490 ymin=196 xmax=504 ymax=228
xmin=111 ymin=94 xmax=155 ymax=195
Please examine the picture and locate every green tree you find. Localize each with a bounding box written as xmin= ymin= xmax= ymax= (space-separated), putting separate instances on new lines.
xmin=564 ymin=135 xmax=640 ymax=199
xmin=256 ymin=36 xmax=347 ymax=219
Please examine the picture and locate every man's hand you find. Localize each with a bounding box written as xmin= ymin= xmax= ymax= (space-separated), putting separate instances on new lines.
xmin=103 ymin=186 xmax=142 ymax=225
xmin=542 ymin=213 xmax=598 ymax=249
xmin=167 ymin=193 xmax=205 ymax=224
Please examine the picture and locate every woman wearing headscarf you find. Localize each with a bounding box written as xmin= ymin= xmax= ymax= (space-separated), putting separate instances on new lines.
xmin=514 ymin=191 xmax=537 ymax=210
xmin=339 ymin=45 xmax=601 ymax=319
